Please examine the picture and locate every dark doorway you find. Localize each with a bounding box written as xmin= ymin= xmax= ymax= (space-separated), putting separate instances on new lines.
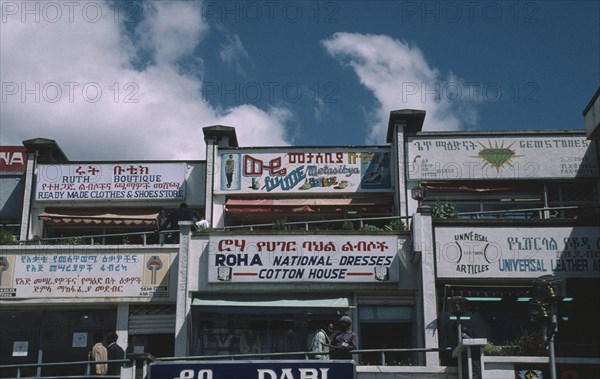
xmin=129 ymin=334 xmax=175 ymax=358
xmin=359 ymin=322 xmax=412 ymax=366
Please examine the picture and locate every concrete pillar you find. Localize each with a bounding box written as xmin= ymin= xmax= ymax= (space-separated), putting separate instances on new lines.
xmin=392 ymin=123 xmax=407 ymax=218
xmin=202 ymin=125 xmax=239 ymax=229
xmin=116 ymin=304 xmax=130 ymax=351
xmin=204 ymin=138 xmax=216 ymax=228
xmin=19 ymin=152 xmax=36 ymax=241
xmin=386 ymin=110 xmax=426 ymax=219
xmin=174 ymin=221 xmax=193 ymax=356
xmin=414 ymin=207 xmax=439 ymax=366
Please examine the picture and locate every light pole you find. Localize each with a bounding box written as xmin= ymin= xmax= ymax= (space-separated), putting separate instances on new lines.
xmin=448 ymin=296 xmax=470 ymax=379
xmin=411 ymin=185 xmax=426 ymax=210
xmin=529 ymin=275 xmax=566 ymax=379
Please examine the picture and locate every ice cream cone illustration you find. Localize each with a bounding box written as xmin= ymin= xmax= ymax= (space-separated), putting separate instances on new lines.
xmin=146 ymin=256 xmax=163 ymax=285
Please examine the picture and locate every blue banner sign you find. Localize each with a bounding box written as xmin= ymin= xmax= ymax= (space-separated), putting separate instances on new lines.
xmin=149 ymin=360 xmax=355 ymax=379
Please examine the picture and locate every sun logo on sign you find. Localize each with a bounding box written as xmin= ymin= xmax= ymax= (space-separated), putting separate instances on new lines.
xmin=473 ymin=140 xmax=523 ymax=172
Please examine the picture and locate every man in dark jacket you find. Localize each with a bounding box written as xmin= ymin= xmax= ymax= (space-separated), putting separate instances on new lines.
xmin=106 ymin=332 xmax=125 ymax=375
xmin=330 ymin=316 xmax=358 ymax=360
xmin=161 ymin=203 xmax=196 ymax=243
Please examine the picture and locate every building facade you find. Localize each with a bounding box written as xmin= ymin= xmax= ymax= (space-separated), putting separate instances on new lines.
xmin=0 ymin=142 xmax=206 ymax=377
xmin=0 ymin=145 xmax=28 ymax=239
xmin=1 ymin=109 xmax=599 ymax=379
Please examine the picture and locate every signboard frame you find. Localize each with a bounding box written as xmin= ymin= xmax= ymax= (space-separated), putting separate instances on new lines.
xmin=148 ymin=360 xmax=356 ymax=379
xmin=0 ymin=251 xmax=175 ymax=299
xmin=435 ymin=226 xmax=600 ymax=279
xmin=407 ymin=135 xmax=598 ymax=180
xmin=216 ymin=147 xmax=393 ymax=194
xmin=35 ymin=163 xmax=187 ymax=201
xmin=207 ymin=235 xmax=402 ymax=283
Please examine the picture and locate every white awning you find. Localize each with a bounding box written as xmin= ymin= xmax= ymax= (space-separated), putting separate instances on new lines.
xmin=39 ymin=209 xmax=160 ymax=226
xmin=192 ymin=296 xmax=349 ymax=308
xmin=225 ymin=196 xmax=392 ymax=214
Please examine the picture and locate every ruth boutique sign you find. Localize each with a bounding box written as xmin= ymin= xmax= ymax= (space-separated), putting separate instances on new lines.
xmin=208 ymin=235 xmax=401 ymax=283
xmin=35 ymin=163 xmax=186 ymax=201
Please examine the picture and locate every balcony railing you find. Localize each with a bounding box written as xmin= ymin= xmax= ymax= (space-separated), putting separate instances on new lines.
xmin=0 ymin=347 xmax=450 ymax=379
xmin=452 ymin=205 xmax=600 ymax=220
xmin=17 ymin=215 xmax=411 ymax=246
xmin=12 ymin=204 xmax=599 ymax=246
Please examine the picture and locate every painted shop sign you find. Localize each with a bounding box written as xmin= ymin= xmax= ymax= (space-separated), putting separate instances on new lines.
xmin=216 ymin=148 xmax=392 ymax=194
xmin=435 ymin=227 xmax=600 ymax=279
xmin=35 ymin=163 xmax=186 ymax=201
xmin=208 ymin=235 xmax=401 ymax=283
xmin=0 ymin=146 xmax=27 ymax=172
xmin=149 ymin=360 xmax=355 ymax=379
xmin=0 ymin=252 xmax=172 ymax=298
xmin=407 ymin=135 xmax=598 ymax=180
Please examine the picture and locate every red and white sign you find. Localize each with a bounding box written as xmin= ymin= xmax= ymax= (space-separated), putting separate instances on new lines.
xmin=208 ymin=235 xmax=402 ymax=283
xmin=0 ymin=147 xmax=27 ymax=172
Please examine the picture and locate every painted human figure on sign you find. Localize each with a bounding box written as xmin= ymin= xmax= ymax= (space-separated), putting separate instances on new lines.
xmin=225 ymin=155 xmax=235 ymax=188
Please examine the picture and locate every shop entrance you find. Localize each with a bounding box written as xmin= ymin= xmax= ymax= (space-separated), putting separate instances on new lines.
xmin=359 ymin=322 xmax=413 ymax=366
xmin=128 ymin=334 xmax=174 ymax=358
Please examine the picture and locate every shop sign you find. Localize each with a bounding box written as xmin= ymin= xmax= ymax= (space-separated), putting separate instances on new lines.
xmin=516 ymin=369 xmax=543 ymax=379
xmin=72 ymin=332 xmax=88 ymax=348
xmin=435 ymin=226 xmax=600 ymax=279
xmin=35 ymin=163 xmax=186 ymax=201
xmin=208 ymin=235 xmax=401 ymax=283
xmin=0 ymin=252 xmax=172 ymax=299
xmin=149 ymin=360 xmax=355 ymax=379
xmin=514 ymin=364 xmax=600 ymax=379
xmin=0 ymin=146 xmax=27 ymax=172
xmin=216 ymin=148 xmax=392 ymax=194
xmin=12 ymin=341 xmax=28 ymax=357
xmin=407 ymin=135 xmax=598 ymax=180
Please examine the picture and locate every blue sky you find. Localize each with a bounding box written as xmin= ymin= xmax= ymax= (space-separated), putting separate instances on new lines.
xmin=1 ymin=1 xmax=598 ymax=160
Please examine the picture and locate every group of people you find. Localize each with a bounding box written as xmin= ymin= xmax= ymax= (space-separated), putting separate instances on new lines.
xmin=89 ymin=332 xmax=126 ymax=376
xmin=310 ymin=316 xmax=358 ymax=360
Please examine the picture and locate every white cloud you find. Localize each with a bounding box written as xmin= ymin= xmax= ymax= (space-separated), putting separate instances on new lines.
xmin=218 ymin=29 xmax=252 ymax=76
xmin=216 ymin=104 xmax=291 ymax=146
xmin=136 ymin=1 xmax=208 ymax=65
xmin=0 ymin=0 xmax=290 ymax=160
xmin=322 ymin=32 xmax=478 ymax=143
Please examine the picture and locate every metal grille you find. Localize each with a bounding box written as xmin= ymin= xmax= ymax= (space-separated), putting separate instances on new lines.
xmin=559 ymin=182 xmax=597 ymax=202
xmin=129 ymin=304 xmax=176 ymax=316
xmin=547 ymin=182 xmax=598 ymax=218
xmin=128 ymin=304 xmax=176 ymax=335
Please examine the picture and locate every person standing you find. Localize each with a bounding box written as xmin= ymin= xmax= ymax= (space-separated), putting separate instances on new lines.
xmin=311 ymin=322 xmax=335 ymax=359
xmin=106 ymin=332 xmax=125 ymax=376
xmin=89 ymin=332 xmax=107 ymax=375
xmin=161 ymin=203 xmax=197 ymax=243
xmin=330 ymin=316 xmax=358 ymax=360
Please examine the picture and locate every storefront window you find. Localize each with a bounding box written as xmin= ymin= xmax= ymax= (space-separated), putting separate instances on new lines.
xmin=191 ymin=300 xmax=418 ymax=366
xmin=438 ymin=280 xmax=600 ymax=360
xmin=0 ymin=308 xmax=116 ymax=377
xmin=191 ymin=308 xmax=346 ymax=357
xmin=358 ymin=305 xmax=414 ymax=366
